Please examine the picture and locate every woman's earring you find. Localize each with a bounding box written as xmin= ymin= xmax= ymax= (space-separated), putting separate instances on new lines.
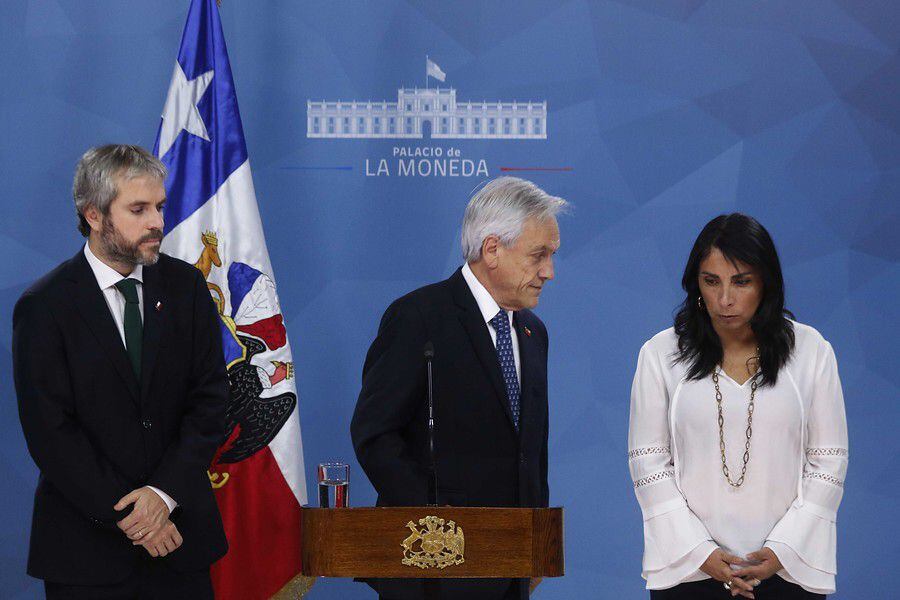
xmin=697 ymin=296 xmax=704 ymax=311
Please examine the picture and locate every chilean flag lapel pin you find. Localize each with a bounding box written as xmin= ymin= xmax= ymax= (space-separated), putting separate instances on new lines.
xmin=524 ymin=326 xmax=532 ymax=337
xmin=155 ymin=301 xmax=162 ymax=312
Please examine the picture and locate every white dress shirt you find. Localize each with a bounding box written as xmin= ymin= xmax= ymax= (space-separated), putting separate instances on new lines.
xmin=461 ymin=262 xmax=520 ymax=383
xmin=628 ymin=322 xmax=847 ymax=594
xmin=83 ymin=243 xmax=177 ymax=513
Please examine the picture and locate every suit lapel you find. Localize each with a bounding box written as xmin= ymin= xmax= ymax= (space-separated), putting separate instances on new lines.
xmin=68 ymin=251 xmax=140 ymax=404
xmin=449 ymin=269 xmax=517 ymax=431
xmin=513 ymin=313 xmax=537 ymax=434
xmin=140 ymin=263 xmax=165 ymax=400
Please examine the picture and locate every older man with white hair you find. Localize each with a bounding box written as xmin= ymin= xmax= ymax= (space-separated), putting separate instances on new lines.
xmin=351 ymin=177 xmax=566 ymax=600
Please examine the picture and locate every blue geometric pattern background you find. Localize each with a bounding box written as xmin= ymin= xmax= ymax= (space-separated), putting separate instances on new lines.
xmin=1 ymin=1 xmax=898 ymax=598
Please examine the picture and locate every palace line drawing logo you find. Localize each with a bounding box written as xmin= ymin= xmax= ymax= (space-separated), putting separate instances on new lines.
xmin=307 ymin=58 xmax=547 ymax=141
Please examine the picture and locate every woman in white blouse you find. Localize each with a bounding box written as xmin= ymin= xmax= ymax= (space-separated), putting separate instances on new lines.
xmin=628 ymin=214 xmax=848 ymax=599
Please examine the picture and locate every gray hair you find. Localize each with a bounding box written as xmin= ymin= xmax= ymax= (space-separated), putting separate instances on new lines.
xmin=461 ymin=176 xmax=568 ymax=262
xmin=72 ymin=144 xmax=168 ymax=237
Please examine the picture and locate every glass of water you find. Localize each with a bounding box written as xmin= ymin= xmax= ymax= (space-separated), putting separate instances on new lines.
xmin=317 ymin=462 xmax=349 ymax=508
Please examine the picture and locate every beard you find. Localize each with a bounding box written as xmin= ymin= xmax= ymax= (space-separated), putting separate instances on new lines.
xmin=99 ymin=215 xmax=163 ymax=268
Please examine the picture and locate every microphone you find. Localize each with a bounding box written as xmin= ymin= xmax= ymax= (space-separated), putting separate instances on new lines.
xmin=424 ymin=342 xmax=437 ymax=506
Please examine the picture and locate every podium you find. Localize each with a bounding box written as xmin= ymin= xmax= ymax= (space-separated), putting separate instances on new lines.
xmin=300 ymin=507 xmax=564 ymax=579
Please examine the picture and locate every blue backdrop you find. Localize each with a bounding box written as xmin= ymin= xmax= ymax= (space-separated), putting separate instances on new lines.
xmin=1 ymin=1 xmax=898 ymax=598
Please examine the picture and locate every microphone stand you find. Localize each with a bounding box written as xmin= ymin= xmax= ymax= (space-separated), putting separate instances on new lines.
xmin=423 ymin=342 xmax=440 ymax=600
xmin=424 ymin=342 xmax=437 ymax=507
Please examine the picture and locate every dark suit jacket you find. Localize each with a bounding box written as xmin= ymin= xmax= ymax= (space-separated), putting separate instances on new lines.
xmin=351 ymin=268 xmax=549 ymax=600
xmin=12 ymin=249 xmax=229 ymax=585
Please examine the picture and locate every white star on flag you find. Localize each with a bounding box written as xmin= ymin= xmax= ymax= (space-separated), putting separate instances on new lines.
xmin=156 ymin=61 xmax=214 ymax=158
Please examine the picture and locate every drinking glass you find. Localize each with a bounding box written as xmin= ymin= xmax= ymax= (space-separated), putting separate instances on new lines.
xmin=317 ymin=462 xmax=349 ymax=508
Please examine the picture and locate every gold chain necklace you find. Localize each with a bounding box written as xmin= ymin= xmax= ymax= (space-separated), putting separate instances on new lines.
xmin=714 ymin=352 xmax=760 ymax=488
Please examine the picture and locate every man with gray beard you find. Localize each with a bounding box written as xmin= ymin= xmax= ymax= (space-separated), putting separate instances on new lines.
xmin=13 ymin=144 xmax=228 ymax=598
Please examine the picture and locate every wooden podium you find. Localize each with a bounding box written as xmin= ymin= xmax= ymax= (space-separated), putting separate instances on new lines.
xmin=300 ymin=507 xmax=564 ymax=579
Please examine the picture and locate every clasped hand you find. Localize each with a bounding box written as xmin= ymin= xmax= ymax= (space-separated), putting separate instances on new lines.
xmin=114 ymin=486 xmax=182 ymax=557
xmin=700 ymin=547 xmax=783 ymax=599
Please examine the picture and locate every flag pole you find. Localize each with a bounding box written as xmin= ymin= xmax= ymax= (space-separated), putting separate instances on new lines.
xmin=425 ymin=54 xmax=428 ymax=90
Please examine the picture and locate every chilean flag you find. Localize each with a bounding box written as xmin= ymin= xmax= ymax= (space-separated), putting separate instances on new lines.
xmin=153 ymin=1 xmax=310 ymax=598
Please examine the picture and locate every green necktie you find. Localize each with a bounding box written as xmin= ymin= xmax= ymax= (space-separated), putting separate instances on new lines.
xmin=114 ymin=278 xmax=142 ymax=379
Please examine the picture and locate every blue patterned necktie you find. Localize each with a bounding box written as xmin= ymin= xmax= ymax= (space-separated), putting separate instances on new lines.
xmin=489 ymin=310 xmax=520 ymax=429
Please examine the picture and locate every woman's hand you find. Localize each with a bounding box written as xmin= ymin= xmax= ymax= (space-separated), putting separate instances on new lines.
xmin=731 ymin=547 xmax=783 ymax=586
xmin=700 ymin=548 xmax=755 ymax=598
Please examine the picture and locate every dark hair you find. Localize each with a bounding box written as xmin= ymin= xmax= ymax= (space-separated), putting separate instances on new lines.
xmin=673 ymin=214 xmax=795 ymax=385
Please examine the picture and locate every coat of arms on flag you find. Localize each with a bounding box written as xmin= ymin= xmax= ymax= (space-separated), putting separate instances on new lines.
xmin=153 ymin=1 xmax=310 ymax=598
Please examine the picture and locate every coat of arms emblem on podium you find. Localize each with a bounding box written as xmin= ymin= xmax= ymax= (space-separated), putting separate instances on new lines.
xmin=401 ymin=516 xmax=466 ymax=569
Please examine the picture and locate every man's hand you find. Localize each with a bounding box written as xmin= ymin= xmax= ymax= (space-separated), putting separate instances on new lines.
xmin=114 ymin=486 xmax=170 ymax=541
xmin=731 ymin=547 xmax=783 ymax=589
xmin=134 ymin=520 xmax=183 ymax=557
xmin=699 ymin=548 xmax=755 ymax=599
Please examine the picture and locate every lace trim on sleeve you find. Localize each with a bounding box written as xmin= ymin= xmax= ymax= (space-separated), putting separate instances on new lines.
xmin=803 ymin=471 xmax=844 ymax=487
xmin=806 ymin=447 xmax=848 ymax=457
xmin=628 ymin=445 xmax=670 ymax=460
xmin=634 ymin=469 xmax=675 ymax=488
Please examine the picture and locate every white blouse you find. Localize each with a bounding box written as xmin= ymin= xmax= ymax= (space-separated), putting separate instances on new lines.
xmin=628 ymin=322 xmax=848 ymax=594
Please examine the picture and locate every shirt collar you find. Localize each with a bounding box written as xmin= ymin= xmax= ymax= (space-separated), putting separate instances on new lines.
xmin=461 ymin=262 xmax=512 ymax=327
xmin=83 ymin=242 xmax=143 ymax=291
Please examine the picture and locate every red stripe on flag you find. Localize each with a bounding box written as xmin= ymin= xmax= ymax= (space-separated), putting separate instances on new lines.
xmin=211 ymin=447 xmax=303 ymax=600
